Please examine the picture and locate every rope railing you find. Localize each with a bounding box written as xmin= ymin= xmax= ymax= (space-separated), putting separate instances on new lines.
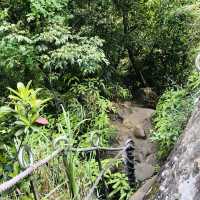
xmin=0 ymin=138 xmax=135 ymax=200
xmin=0 ymin=148 xmax=63 ymax=193
xmin=84 ymin=139 xmax=135 ymax=200
xmin=0 ymin=147 xmax=124 ymax=193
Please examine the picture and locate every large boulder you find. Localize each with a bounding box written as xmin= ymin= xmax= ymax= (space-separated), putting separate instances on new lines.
xmin=135 ymin=87 xmax=158 ymax=108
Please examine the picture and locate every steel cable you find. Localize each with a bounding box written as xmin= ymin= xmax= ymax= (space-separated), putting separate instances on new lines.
xmin=84 ymin=149 xmax=125 ymax=200
xmin=0 ymin=146 xmax=123 ymax=193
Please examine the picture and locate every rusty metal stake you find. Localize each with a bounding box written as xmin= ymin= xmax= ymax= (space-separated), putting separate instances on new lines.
xmin=95 ymin=148 xmax=108 ymax=200
xmin=30 ymin=176 xmax=40 ymax=200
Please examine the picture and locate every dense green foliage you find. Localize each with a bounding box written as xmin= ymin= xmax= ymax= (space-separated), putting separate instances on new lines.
xmin=1 ymin=1 xmax=200 ymax=95
xmin=1 ymin=0 xmax=200 ymax=199
xmin=152 ymin=89 xmax=193 ymax=159
xmin=152 ymin=72 xmax=200 ymax=159
xmin=69 ymin=0 xmax=200 ymax=90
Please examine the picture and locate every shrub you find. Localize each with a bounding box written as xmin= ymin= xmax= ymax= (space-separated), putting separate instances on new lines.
xmin=152 ymin=88 xmax=194 ymax=159
xmin=152 ymin=71 xmax=200 ymax=160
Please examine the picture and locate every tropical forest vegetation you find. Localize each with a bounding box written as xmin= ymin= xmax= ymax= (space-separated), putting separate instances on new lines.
xmin=0 ymin=0 xmax=200 ymax=199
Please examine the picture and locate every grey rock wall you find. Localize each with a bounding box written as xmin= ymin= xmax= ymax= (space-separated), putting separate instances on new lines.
xmin=146 ymin=101 xmax=200 ymax=200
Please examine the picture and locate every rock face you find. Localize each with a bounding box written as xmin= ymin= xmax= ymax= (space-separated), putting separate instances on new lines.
xmin=130 ymin=176 xmax=157 ymax=200
xmin=145 ymin=100 xmax=200 ymax=200
xmin=111 ymin=102 xmax=157 ymax=182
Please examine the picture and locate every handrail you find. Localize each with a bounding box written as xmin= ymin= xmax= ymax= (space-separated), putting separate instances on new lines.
xmin=0 ymin=146 xmax=124 ymax=193
xmin=0 ymin=148 xmax=63 ymax=193
xmin=0 ymin=139 xmax=135 ymax=200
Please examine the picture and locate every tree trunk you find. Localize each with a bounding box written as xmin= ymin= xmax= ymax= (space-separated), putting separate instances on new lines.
xmin=122 ymin=9 xmax=146 ymax=87
xmin=144 ymin=100 xmax=200 ymax=200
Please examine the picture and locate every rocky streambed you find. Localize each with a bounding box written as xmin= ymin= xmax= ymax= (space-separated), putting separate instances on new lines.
xmin=110 ymin=101 xmax=158 ymax=199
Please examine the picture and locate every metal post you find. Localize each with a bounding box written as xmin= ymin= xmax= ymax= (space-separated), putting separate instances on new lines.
xmin=90 ymin=134 xmax=108 ymax=199
xmin=124 ymin=139 xmax=135 ymax=187
xmin=18 ymin=145 xmax=40 ymax=200
xmin=95 ymin=148 xmax=108 ymax=200
xmin=30 ymin=176 xmax=40 ymax=200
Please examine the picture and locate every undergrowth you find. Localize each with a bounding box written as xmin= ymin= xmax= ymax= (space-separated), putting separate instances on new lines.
xmin=152 ymin=71 xmax=200 ymax=160
xmin=0 ymin=82 xmax=133 ymax=200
